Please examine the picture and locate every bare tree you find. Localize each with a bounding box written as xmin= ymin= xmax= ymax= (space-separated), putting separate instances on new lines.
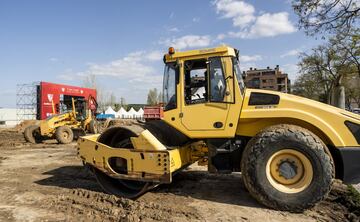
xmin=157 ymin=91 xmax=163 ymax=104
xmin=96 ymin=90 xmax=109 ymax=112
xmin=82 ymin=74 xmax=97 ymax=89
xmin=120 ymin=97 xmax=126 ymax=107
xmin=147 ymin=88 xmax=159 ymax=105
xmin=109 ymin=93 xmax=116 ymax=107
xmin=293 ymin=0 xmax=360 ymax=36
xmin=82 ymin=74 xmax=105 ymax=111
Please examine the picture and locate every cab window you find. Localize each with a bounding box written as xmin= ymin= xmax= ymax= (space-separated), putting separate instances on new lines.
xmin=209 ymin=57 xmax=226 ymax=102
xmin=183 ymin=57 xmax=234 ymax=105
xmin=233 ymin=57 xmax=245 ymax=95
xmin=163 ymin=63 xmax=177 ymax=111
xmin=184 ymin=59 xmax=207 ymax=105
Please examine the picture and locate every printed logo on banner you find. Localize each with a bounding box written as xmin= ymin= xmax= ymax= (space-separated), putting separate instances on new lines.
xmin=47 ymin=94 xmax=53 ymax=102
xmin=61 ymin=88 xmax=65 ymax=92
xmin=80 ymin=90 xmax=83 ymax=94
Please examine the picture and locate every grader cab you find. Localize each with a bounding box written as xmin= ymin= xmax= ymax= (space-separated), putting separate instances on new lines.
xmin=78 ymin=46 xmax=360 ymax=212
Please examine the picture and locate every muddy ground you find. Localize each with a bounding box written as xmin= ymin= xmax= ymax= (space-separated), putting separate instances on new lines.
xmin=0 ymin=128 xmax=359 ymax=222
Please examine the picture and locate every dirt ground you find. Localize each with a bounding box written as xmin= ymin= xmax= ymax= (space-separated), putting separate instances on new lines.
xmin=0 ymin=128 xmax=360 ymax=222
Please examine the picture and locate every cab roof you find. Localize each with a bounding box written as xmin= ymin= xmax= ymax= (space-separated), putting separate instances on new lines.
xmin=164 ymin=46 xmax=237 ymax=63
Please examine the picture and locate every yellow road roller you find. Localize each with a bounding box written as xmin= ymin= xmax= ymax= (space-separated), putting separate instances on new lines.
xmin=78 ymin=46 xmax=360 ymax=212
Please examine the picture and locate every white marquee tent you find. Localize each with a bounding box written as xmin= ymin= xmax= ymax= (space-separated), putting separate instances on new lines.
xmin=116 ymin=107 xmax=129 ymax=119
xmin=104 ymin=106 xmax=144 ymax=119
xmin=104 ymin=106 xmax=116 ymax=115
xmin=127 ymin=107 xmax=137 ymax=119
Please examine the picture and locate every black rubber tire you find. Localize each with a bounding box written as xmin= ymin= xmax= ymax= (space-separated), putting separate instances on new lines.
xmin=89 ymin=120 xmax=98 ymax=134
xmin=24 ymin=125 xmax=42 ymax=144
xmin=72 ymin=129 xmax=86 ymax=140
xmin=55 ymin=126 xmax=74 ymax=144
xmin=241 ymin=124 xmax=334 ymax=212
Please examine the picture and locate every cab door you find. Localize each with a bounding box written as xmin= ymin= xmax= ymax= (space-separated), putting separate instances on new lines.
xmin=180 ymin=57 xmax=235 ymax=131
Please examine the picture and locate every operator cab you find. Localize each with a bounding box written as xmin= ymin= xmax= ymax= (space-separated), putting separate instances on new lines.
xmin=74 ymin=98 xmax=87 ymax=121
xmin=163 ymin=46 xmax=245 ymax=138
xmin=56 ymin=95 xmax=88 ymax=120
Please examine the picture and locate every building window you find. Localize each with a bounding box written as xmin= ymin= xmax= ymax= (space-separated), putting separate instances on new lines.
xmin=249 ymin=78 xmax=260 ymax=88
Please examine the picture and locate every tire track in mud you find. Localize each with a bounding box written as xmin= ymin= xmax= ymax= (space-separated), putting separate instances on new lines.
xmin=0 ymin=156 xmax=8 ymax=164
xmin=45 ymin=188 xmax=202 ymax=222
xmin=0 ymin=129 xmax=26 ymax=148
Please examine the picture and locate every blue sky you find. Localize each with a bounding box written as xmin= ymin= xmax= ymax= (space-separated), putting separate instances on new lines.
xmin=0 ymin=0 xmax=324 ymax=108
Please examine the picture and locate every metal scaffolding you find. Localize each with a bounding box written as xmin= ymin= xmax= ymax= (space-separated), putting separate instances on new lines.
xmin=16 ymin=82 xmax=39 ymax=121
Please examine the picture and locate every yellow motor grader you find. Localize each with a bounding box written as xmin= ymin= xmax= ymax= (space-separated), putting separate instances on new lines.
xmin=24 ymin=97 xmax=98 ymax=144
xmin=77 ymin=46 xmax=360 ymax=212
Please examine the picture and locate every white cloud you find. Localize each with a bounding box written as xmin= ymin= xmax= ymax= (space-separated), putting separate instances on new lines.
xmin=58 ymin=74 xmax=74 ymax=81
xmin=77 ymin=53 xmax=154 ymax=78
xmin=161 ymin=35 xmax=212 ymax=50
xmin=239 ymin=62 xmax=257 ymax=72
xmin=280 ymin=49 xmax=302 ymax=58
xmin=58 ymin=69 xmax=75 ymax=80
xmin=146 ymin=50 xmax=163 ymax=61
xmin=240 ymin=55 xmax=262 ymax=62
xmin=49 ymin=57 xmax=59 ymax=62
xmin=216 ymin=33 xmax=227 ymax=40
xmin=214 ymin=0 xmax=296 ymax=39
xmin=238 ymin=54 xmax=263 ymax=71
xmin=282 ymin=64 xmax=299 ymax=80
xmin=192 ymin=17 xmax=200 ymax=23
xmin=57 ymin=50 xmax=164 ymax=84
xmin=168 ymin=27 xmax=180 ymax=32
xmin=214 ymin=0 xmax=255 ymax=28
xmin=247 ymin=12 xmax=296 ymax=38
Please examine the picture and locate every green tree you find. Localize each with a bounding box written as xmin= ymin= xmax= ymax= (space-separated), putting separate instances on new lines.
xmin=114 ymin=103 xmax=121 ymax=112
xmin=296 ymin=39 xmax=351 ymax=107
xmin=292 ymin=72 xmax=326 ymax=102
xmin=331 ymin=28 xmax=360 ymax=77
xmin=292 ymin=1 xmax=360 ymax=109
xmin=343 ymin=70 xmax=360 ymax=108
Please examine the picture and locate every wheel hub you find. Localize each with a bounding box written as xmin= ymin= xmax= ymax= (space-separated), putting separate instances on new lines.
xmin=62 ymin=131 xmax=69 ymax=139
xmin=266 ymin=149 xmax=313 ymax=194
xmin=278 ymin=159 xmax=298 ymax=180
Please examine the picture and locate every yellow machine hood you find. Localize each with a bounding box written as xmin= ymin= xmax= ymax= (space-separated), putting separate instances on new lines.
xmin=239 ymin=89 xmax=360 ymax=147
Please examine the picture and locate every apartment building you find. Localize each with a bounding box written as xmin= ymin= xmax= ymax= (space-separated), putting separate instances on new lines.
xmin=243 ymin=65 xmax=291 ymax=93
